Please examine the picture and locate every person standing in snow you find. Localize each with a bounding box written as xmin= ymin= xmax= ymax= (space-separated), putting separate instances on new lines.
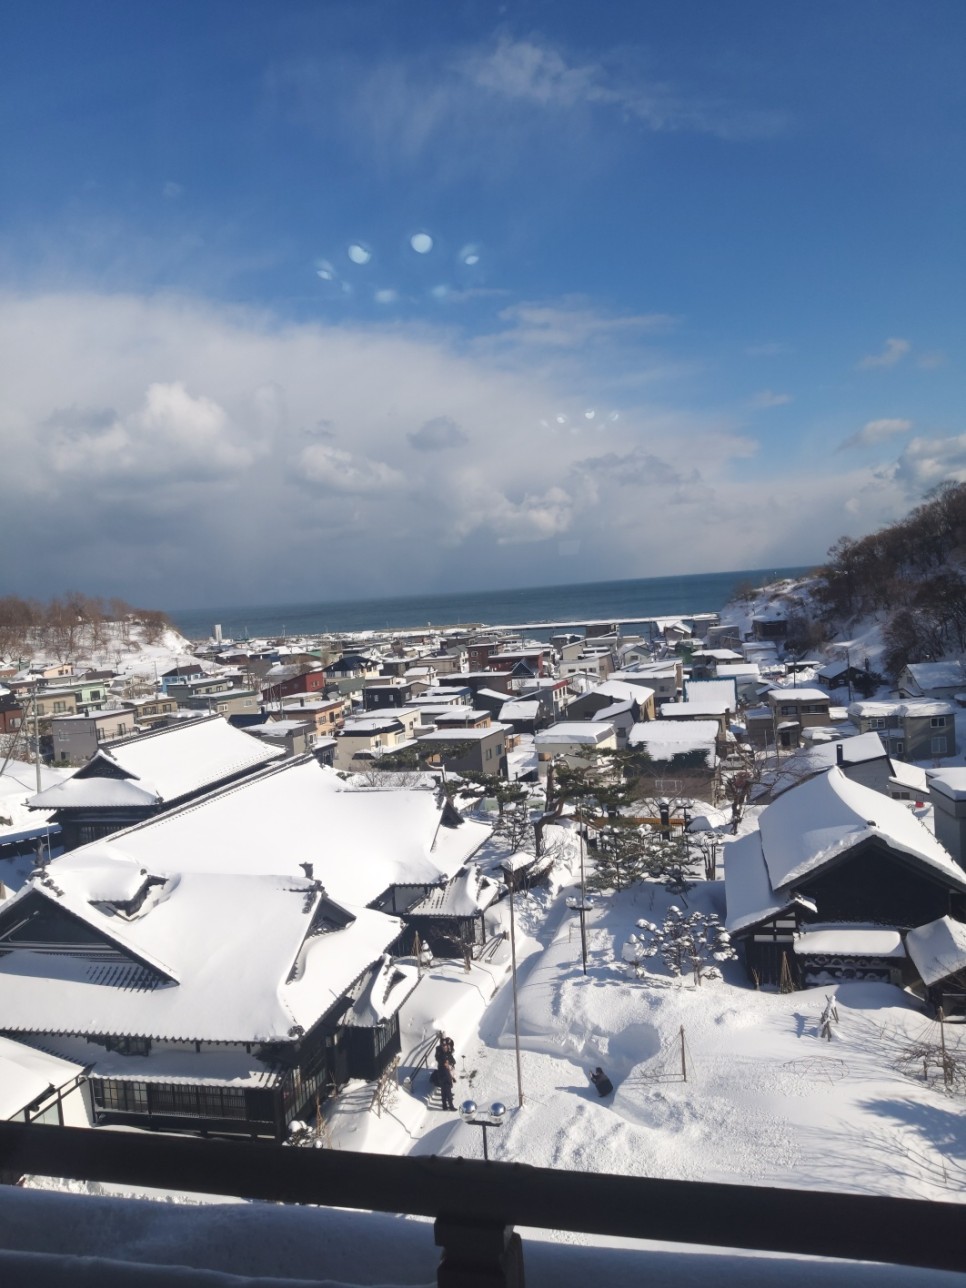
xmin=437 ymin=1058 xmax=456 ymax=1111
xmin=435 ymin=1034 xmax=455 ymax=1068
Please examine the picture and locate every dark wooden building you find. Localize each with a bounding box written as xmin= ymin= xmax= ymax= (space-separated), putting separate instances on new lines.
xmin=725 ymin=767 xmax=966 ymax=989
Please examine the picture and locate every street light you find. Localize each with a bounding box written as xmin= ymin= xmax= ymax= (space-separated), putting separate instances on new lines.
xmin=501 ymin=865 xmax=525 ymax=1107
xmin=459 ymin=1099 xmax=506 ymax=1161
xmin=566 ymin=894 xmax=594 ymax=974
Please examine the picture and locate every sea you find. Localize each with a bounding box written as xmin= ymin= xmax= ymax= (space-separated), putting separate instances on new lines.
xmin=167 ymin=566 xmax=813 ymax=643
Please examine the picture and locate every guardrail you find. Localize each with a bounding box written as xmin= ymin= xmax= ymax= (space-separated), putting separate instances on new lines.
xmin=0 ymin=1121 xmax=963 ymax=1284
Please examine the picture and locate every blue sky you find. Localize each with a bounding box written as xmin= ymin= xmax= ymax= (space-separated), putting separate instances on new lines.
xmin=2 ymin=1 xmax=963 ymax=609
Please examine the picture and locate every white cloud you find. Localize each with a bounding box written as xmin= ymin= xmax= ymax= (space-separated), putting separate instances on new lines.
xmin=838 ymin=417 xmax=913 ymax=450
xmin=0 ymin=288 xmax=931 ymax=605
xmin=892 ymin=433 xmax=966 ymax=491
xmin=857 ymin=337 xmax=910 ymax=370
xmin=44 ymin=381 xmax=255 ymax=482
xmin=461 ymin=37 xmax=786 ymax=140
xmin=297 ymin=444 xmax=406 ymax=495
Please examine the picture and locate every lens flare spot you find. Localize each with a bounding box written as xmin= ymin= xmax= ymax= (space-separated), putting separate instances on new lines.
xmin=347 ymin=243 xmax=372 ymax=265
xmin=410 ymin=232 xmax=434 ymax=254
xmin=315 ymin=260 xmax=336 ymax=281
xmin=374 ymin=288 xmax=398 ymax=304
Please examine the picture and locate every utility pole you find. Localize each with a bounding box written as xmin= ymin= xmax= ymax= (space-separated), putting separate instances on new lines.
xmin=32 ymin=681 xmax=41 ymax=794
xmin=504 ymin=866 xmax=524 ymax=1107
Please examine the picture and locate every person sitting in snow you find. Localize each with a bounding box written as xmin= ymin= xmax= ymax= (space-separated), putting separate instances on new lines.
xmin=588 ymin=1067 xmax=613 ymax=1097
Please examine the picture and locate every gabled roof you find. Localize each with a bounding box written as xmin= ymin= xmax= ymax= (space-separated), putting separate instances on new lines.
xmin=29 ymin=716 xmax=282 ymax=812
xmin=726 ymin=768 xmax=966 ymax=934
xmin=757 ymin=766 xmax=964 ymax=892
xmin=0 ymin=852 xmax=397 ymax=1043
xmin=58 ymin=758 xmax=490 ymax=910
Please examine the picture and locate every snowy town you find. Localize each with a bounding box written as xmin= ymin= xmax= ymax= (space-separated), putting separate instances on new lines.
xmin=2 ymin=539 xmax=966 ymax=1239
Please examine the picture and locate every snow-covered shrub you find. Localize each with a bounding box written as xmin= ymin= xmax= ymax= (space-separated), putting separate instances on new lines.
xmin=623 ymin=906 xmax=736 ymax=985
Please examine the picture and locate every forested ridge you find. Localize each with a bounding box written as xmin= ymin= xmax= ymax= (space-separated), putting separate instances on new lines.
xmin=813 ymin=481 xmax=966 ymax=676
xmin=0 ymin=594 xmax=171 ymax=662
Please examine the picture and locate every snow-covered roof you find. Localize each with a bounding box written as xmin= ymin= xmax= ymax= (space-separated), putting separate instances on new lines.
xmin=723 ymin=832 xmax=789 ymax=932
xmin=714 ymin=663 xmax=761 ymax=678
xmin=904 ymin=661 xmax=966 ymax=689
xmin=758 ymin=767 xmax=966 ymax=892
xmin=793 ymin=926 xmax=904 ymax=958
xmin=849 ymin=699 xmax=957 ymax=719
xmin=905 ymin=916 xmax=966 ymax=985
xmin=29 ymin=717 xmax=283 ymax=811
xmin=684 ymin=678 xmax=737 ymax=707
xmin=766 ymin=687 xmax=830 ymax=704
xmin=534 ymin=722 xmax=615 ymax=748
xmin=766 ymin=733 xmax=888 ymax=798
xmin=30 ymin=777 xmax=162 ymax=810
xmin=589 ymin=679 xmax=654 ymax=705
xmin=407 ymin=867 xmax=500 ymax=918
xmin=0 ymin=1035 xmax=85 ymax=1119
xmin=890 ymin=761 xmax=929 ymax=794
xmin=341 ymin=955 xmax=420 ymax=1028
xmin=627 ymin=720 xmax=718 ymax=764
xmin=417 ymin=726 xmax=503 ymax=743
xmin=0 ymin=855 xmax=400 ymax=1042
xmin=500 ymin=699 xmax=541 ymax=721
xmin=727 ymin=767 xmax=966 ymax=933
xmin=660 ymin=700 xmax=728 ymax=717
xmin=0 ymin=761 xmax=70 ymax=845
xmin=927 ymin=767 xmax=966 ymax=802
xmin=59 ymin=759 xmax=490 ymax=908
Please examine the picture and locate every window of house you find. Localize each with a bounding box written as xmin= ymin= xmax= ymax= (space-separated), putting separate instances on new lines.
xmin=53 ymin=701 xmax=66 ymax=713
xmin=94 ymin=1079 xmax=149 ymax=1114
xmin=931 ymin=735 xmax=948 ymax=754
xmin=867 ymin=718 xmax=885 ymax=729
xmin=931 ymin=716 xmax=947 ymax=728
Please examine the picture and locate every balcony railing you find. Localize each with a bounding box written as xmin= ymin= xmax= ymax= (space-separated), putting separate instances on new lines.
xmin=0 ymin=1120 xmax=963 ymax=1284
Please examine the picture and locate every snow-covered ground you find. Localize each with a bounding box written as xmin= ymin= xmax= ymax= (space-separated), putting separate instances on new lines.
xmin=375 ymin=875 xmax=966 ymax=1204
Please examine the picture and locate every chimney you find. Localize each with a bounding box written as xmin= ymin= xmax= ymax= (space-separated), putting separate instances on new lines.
xmin=300 ymin=862 xmax=314 ymax=880
xmin=836 ymin=743 xmax=844 ymax=765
